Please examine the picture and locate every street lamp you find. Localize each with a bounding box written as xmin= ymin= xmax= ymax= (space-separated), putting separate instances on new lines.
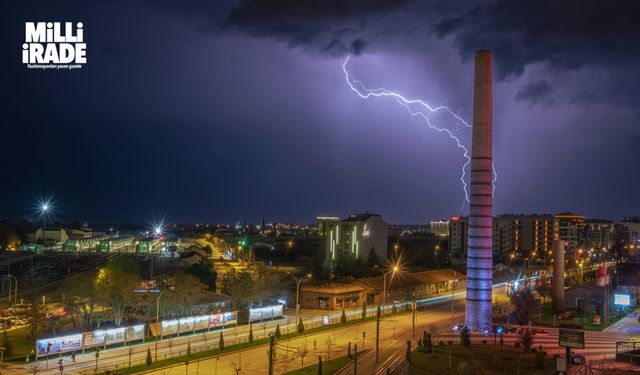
xmin=6 ymin=274 xmax=17 ymax=305
xmin=374 ymin=264 xmax=399 ymax=309
xmin=287 ymin=273 xmax=311 ymax=326
xmin=40 ymin=202 xmax=50 ymax=251
xmin=155 ymin=287 xmax=174 ymax=361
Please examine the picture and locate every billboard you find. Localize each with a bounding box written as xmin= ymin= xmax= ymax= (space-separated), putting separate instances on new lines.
xmin=125 ymin=324 xmax=146 ymax=342
xmin=249 ymin=305 xmax=284 ymax=322
xmin=614 ymin=293 xmax=631 ymax=306
xmin=37 ymin=334 xmax=83 ymax=356
xmin=559 ymin=329 xmax=585 ymax=349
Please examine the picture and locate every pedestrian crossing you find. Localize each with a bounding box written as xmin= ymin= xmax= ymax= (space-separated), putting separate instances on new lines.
xmin=467 ymin=327 xmax=633 ymax=362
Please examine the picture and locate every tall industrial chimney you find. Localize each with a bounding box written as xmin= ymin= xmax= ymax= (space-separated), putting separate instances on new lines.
xmin=466 ymin=50 xmax=493 ymax=332
xmin=552 ymin=240 xmax=565 ymax=313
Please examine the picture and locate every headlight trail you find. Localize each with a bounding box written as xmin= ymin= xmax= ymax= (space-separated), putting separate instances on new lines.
xmin=341 ymin=55 xmax=497 ymax=205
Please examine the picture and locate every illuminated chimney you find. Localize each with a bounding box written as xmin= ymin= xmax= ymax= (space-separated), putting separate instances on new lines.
xmin=465 ymin=50 xmax=493 ymax=331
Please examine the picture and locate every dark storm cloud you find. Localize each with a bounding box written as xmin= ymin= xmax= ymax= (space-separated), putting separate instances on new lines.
xmin=514 ymin=81 xmax=553 ymax=106
xmin=223 ymin=0 xmax=640 ymax=79
xmin=225 ymin=0 xmax=408 ymax=56
xmin=433 ymin=0 xmax=640 ymax=78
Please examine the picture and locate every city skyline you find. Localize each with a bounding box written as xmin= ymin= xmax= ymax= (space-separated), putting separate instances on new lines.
xmin=3 ymin=1 xmax=640 ymax=224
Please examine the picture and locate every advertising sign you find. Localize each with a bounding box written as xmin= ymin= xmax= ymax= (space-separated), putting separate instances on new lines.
xmin=37 ymin=334 xmax=83 ymax=356
xmin=248 ymin=305 xmax=284 ymax=322
xmin=224 ymin=311 xmax=238 ymax=325
xmin=104 ymin=327 xmax=126 ymax=344
xmin=614 ymin=293 xmax=631 ymax=306
xmin=559 ymin=329 xmax=585 ymax=349
xmin=82 ymin=330 xmax=105 ymax=349
xmin=125 ymin=324 xmax=145 ymax=342
xmin=161 ymin=319 xmax=179 ymax=335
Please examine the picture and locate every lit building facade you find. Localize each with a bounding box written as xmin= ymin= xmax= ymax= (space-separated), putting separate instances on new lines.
xmin=555 ymin=212 xmax=586 ymax=252
xmin=430 ymin=220 xmax=450 ymax=236
xmin=316 ymin=216 xmax=340 ymax=236
xmin=584 ymin=220 xmax=615 ymax=250
xmin=325 ymin=213 xmax=388 ymax=270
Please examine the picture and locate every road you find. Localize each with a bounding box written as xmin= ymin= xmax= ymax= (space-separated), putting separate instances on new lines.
xmin=6 ymin=284 xmax=634 ymax=375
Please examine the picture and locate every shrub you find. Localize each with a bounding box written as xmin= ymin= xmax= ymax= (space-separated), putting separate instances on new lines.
xmin=219 ymin=332 xmax=225 ymax=350
xmin=146 ymin=348 xmax=152 ymax=366
xmin=341 ymin=309 xmax=347 ymax=324
xmin=460 ymin=325 xmax=471 ymax=347
xmin=522 ymin=328 xmax=533 ymax=352
xmin=274 ymin=324 xmax=281 ymax=338
xmin=298 ymin=318 xmax=305 ymax=333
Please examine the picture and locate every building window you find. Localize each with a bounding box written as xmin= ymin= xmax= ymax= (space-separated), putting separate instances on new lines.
xmin=318 ymin=297 xmax=329 ymax=309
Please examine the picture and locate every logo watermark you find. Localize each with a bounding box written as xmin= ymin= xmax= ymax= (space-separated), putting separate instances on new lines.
xmin=22 ymin=22 xmax=86 ymax=70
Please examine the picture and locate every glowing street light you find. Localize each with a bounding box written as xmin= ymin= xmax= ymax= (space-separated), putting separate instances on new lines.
xmin=287 ymin=272 xmax=311 ymax=326
xmin=375 ymin=262 xmax=401 ymax=308
xmin=37 ymin=198 xmax=53 ymax=251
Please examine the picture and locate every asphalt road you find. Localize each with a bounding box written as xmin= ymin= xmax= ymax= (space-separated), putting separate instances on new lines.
xmin=9 ymin=284 xmax=633 ymax=375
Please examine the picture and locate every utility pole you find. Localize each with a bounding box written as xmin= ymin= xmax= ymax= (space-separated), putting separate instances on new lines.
xmin=375 ymin=306 xmax=380 ymax=363
xmin=412 ymin=296 xmax=416 ymax=337
xmin=268 ymin=334 xmax=275 ymax=375
xmin=353 ymin=344 xmax=357 ymax=375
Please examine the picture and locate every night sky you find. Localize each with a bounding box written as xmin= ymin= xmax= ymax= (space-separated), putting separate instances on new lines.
xmin=2 ymin=1 xmax=639 ymax=224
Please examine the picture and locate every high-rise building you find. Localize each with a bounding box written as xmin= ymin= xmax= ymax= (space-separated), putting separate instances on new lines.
xmin=448 ymin=216 xmax=468 ymax=258
xmin=450 ymin=214 xmax=558 ymax=263
xmin=555 ymin=212 xmax=585 ymax=252
xmin=584 ymin=220 xmax=615 ymax=251
xmin=325 ymin=213 xmax=388 ymax=270
xmin=316 ymin=216 xmax=340 ymax=236
xmin=430 ymin=220 xmax=450 ymax=236
xmin=493 ymin=214 xmax=557 ymax=262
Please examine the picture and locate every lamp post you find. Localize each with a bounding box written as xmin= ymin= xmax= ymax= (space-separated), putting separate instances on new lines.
xmin=155 ymin=288 xmax=173 ymax=361
xmin=374 ymin=265 xmax=399 ymax=310
xmin=451 ymin=272 xmax=457 ymax=342
xmin=6 ymin=274 xmax=17 ymax=305
xmin=41 ymin=203 xmax=49 ymax=251
xmin=287 ymin=273 xmax=311 ymax=327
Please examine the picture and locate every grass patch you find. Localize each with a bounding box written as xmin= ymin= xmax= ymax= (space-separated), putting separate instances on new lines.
xmin=2 ymin=327 xmax=35 ymax=361
xmin=537 ymin=301 xmax=625 ymax=331
xmin=402 ymin=344 xmax=557 ymax=375
xmin=282 ymin=355 xmax=351 ymax=375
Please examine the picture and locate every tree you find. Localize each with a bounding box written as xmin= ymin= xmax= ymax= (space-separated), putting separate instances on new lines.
xmin=341 ymin=309 xmax=347 ymax=324
xmin=297 ymin=317 xmax=305 ymax=333
xmin=317 ymin=356 xmax=323 ymax=375
xmin=248 ymin=324 xmax=254 ymax=343
xmin=460 ymin=325 xmax=471 ymax=346
xmin=274 ymin=324 xmax=281 ymax=338
xmin=511 ymin=289 xmax=536 ymax=324
xmin=95 ymin=259 xmax=141 ymax=326
xmin=164 ymin=274 xmax=209 ymax=317
xmin=28 ymin=302 xmax=47 ymax=340
xmin=361 ymin=302 xmax=367 ymax=320
xmin=219 ymin=332 xmax=225 ymax=350
xmin=186 ymin=257 xmax=217 ymax=291
xmin=521 ymin=328 xmax=533 ymax=352
xmin=423 ymin=331 xmax=432 ymax=353
xmin=365 ymin=247 xmax=379 ymax=268
xmin=222 ymin=271 xmax=256 ymax=310
xmin=254 ymin=265 xmax=290 ymax=304
xmin=537 ymin=279 xmax=552 ymax=304
xmin=146 ymin=348 xmax=152 ymax=366
xmin=58 ymin=273 xmax=99 ymax=330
